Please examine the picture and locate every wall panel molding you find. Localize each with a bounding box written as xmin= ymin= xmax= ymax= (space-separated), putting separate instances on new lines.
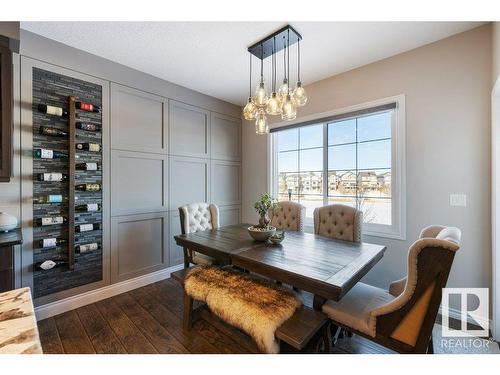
xmin=111 ymin=83 xmax=168 ymax=155
xmin=111 ymin=150 xmax=168 ymax=217
xmin=211 ymin=112 xmax=241 ymax=162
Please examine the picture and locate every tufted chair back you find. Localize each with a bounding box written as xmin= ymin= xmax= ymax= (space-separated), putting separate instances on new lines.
xmin=372 ymin=225 xmax=461 ymax=350
xmin=178 ymin=203 xmax=219 ymax=235
xmin=269 ymin=201 xmax=306 ymax=232
xmin=178 ymin=203 xmax=220 ymax=268
xmin=313 ymin=204 xmax=362 ymax=242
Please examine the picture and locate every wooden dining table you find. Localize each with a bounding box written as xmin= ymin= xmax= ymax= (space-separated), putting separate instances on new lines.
xmin=174 ymin=224 xmax=386 ymax=310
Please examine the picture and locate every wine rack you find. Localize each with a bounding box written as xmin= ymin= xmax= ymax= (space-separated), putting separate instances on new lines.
xmin=32 ymin=68 xmax=103 ymax=298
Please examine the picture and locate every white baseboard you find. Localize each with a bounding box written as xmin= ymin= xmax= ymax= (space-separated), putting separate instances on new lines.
xmin=34 ymin=264 xmax=184 ymax=321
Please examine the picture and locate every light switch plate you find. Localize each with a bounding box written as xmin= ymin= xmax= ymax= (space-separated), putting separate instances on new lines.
xmin=450 ymin=194 xmax=467 ymax=207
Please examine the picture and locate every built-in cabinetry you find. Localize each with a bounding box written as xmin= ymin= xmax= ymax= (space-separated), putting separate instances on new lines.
xmin=19 ymin=58 xmax=241 ymax=305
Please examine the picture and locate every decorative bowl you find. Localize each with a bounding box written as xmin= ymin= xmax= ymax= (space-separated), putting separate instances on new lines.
xmin=269 ymin=231 xmax=285 ymax=245
xmin=0 ymin=212 xmax=18 ymax=232
xmin=248 ymin=226 xmax=276 ymax=242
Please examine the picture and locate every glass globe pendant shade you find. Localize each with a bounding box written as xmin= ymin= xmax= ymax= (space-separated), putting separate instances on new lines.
xmin=252 ymin=81 xmax=268 ymax=108
xmin=243 ymin=97 xmax=258 ymax=120
xmin=255 ymin=110 xmax=269 ymax=135
xmin=277 ymin=78 xmax=289 ymax=102
xmin=292 ymin=81 xmax=308 ymax=107
xmin=266 ymin=92 xmax=281 ymax=116
xmin=281 ymin=94 xmax=297 ymax=121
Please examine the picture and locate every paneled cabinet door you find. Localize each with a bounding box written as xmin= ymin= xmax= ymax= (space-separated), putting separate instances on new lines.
xmin=111 ymin=212 xmax=168 ymax=283
xmin=169 ymin=210 xmax=184 ymax=267
xmin=219 ymin=205 xmax=241 ymax=227
xmin=111 ymin=150 xmax=167 ymax=216
xmin=169 ymin=156 xmax=210 ymax=210
xmin=210 ymin=160 xmax=241 ymax=207
xmin=210 ymin=112 xmax=241 ymax=161
xmin=111 ymin=83 xmax=167 ymax=154
xmin=169 ymin=101 xmax=210 ymax=158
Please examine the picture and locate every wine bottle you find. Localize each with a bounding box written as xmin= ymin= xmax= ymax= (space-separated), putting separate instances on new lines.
xmin=76 ymin=122 xmax=101 ymax=132
xmin=36 ymin=172 xmax=69 ymax=182
xmin=39 ymin=238 xmax=68 ymax=248
xmin=76 ymin=143 xmax=101 ymax=152
xmin=39 ymin=126 xmax=68 ymax=137
xmin=75 ymin=203 xmax=101 ymax=212
xmin=35 ymin=259 xmax=68 ymax=271
xmin=75 ymin=162 xmax=99 ymax=171
xmin=75 ymin=242 xmax=99 ymax=254
xmin=38 ymin=104 xmax=68 ymax=117
xmin=75 ymin=101 xmax=100 ymax=113
xmin=33 ymin=195 xmax=66 ymax=204
xmin=75 ymin=183 xmax=101 ymax=192
xmin=76 ymin=223 xmax=101 ymax=232
xmin=36 ymin=216 xmax=68 ymax=226
xmin=33 ymin=148 xmax=68 ymax=159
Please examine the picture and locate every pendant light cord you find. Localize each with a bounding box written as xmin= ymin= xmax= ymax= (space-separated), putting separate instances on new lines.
xmin=249 ymin=53 xmax=252 ymax=97
xmin=283 ymin=36 xmax=287 ymax=84
xmin=260 ymin=44 xmax=264 ymax=83
xmin=287 ymin=29 xmax=290 ymax=94
xmin=298 ymin=39 xmax=301 ymax=82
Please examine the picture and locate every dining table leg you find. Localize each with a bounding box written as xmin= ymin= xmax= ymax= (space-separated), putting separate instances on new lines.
xmin=313 ymin=295 xmax=327 ymax=311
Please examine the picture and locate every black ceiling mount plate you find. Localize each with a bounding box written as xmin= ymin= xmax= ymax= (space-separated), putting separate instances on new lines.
xmin=247 ymin=25 xmax=302 ymax=60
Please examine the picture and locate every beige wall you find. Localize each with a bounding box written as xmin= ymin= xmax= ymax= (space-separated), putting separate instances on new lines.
xmin=493 ymin=22 xmax=500 ymax=85
xmin=242 ymin=25 xmax=492 ymax=295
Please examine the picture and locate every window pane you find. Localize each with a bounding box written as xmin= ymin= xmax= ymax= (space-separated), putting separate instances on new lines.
xmin=278 ymin=128 xmax=298 ymax=151
xmin=278 ymin=173 xmax=300 ymax=195
xmin=328 ymin=119 xmax=356 ymax=145
xmin=357 ymin=139 xmax=391 ymax=169
xmin=298 ymin=172 xmax=323 ymax=196
xmin=357 ymin=169 xmax=391 ymax=198
xmin=357 ymin=112 xmax=391 ymax=142
xmin=299 ymin=194 xmax=323 ymax=222
xmin=328 ymin=170 xmax=357 ymax=197
xmin=278 ymin=193 xmax=299 ymax=203
xmin=359 ymin=197 xmax=392 ymax=225
xmin=300 ymin=148 xmax=323 ymax=172
xmin=278 ymin=151 xmax=298 ymax=173
xmin=327 ymin=196 xmax=356 ymax=209
xmin=328 ymin=144 xmax=356 ymax=170
xmin=300 ymin=124 xmax=323 ymax=149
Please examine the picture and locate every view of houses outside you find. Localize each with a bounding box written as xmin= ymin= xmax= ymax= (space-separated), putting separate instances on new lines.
xmin=276 ymin=111 xmax=392 ymax=225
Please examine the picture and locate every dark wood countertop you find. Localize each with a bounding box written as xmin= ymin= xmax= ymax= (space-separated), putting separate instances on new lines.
xmin=0 ymin=228 xmax=23 ymax=247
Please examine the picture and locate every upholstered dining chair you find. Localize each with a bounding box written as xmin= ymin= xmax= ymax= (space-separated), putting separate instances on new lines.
xmin=178 ymin=202 xmax=220 ymax=268
xmin=313 ymin=204 xmax=362 ymax=242
xmin=322 ymin=225 xmax=461 ymax=354
xmin=269 ymin=201 xmax=306 ymax=232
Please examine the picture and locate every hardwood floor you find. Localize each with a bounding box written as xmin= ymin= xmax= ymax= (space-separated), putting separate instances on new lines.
xmin=38 ymin=278 xmax=392 ymax=354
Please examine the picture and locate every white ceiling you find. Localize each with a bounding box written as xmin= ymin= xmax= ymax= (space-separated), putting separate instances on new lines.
xmin=21 ymin=22 xmax=485 ymax=106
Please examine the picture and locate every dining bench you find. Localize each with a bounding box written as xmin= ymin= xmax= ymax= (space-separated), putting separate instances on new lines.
xmin=171 ymin=267 xmax=330 ymax=353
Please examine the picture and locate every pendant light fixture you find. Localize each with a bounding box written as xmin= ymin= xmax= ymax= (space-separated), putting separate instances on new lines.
xmin=292 ymin=40 xmax=308 ymax=107
xmin=277 ymin=36 xmax=289 ymax=103
xmin=266 ymin=37 xmax=281 ymax=116
xmin=243 ymin=54 xmax=258 ymax=120
xmin=244 ymin=25 xmax=307 ymax=134
xmin=252 ymin=45 xmax=269 ymax=108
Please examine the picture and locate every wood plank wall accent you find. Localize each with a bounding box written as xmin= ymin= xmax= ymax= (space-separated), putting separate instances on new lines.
xmin=32 ymin=68 xmax=103 ymax=298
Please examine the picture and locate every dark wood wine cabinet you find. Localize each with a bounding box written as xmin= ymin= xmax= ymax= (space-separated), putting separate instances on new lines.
xmin=0 ymin=43 xmax=13 ymax=182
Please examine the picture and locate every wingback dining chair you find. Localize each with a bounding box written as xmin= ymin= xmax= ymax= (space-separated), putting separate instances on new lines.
xmin=313 ymin=204 xmax=362 ymax=242
xmin=178 ymin=202 xmax=220 ymax=268
xmin=269 ymin=201 xmax=306 ymax=232
xmin=321 ymin=225 xmax=461 ymax=353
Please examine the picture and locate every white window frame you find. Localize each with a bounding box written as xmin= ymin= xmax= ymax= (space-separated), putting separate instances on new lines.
xmin=268 ymin=94 xmax=406 ymax=240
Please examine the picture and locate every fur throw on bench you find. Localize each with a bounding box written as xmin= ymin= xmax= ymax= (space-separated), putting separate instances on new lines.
xmin=185 ymin=266 xmax=302 ymax=353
